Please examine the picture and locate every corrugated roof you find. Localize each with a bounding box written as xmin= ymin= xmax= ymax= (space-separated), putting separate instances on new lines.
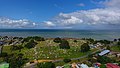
xmin=99 ymin=50 xmax=110 ymax=56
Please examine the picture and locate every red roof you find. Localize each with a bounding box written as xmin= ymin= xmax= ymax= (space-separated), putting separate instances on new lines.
xmin=107 ymin=63 xmax=120 ymax=68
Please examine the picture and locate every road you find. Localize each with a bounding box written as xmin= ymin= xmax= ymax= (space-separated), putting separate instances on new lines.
xmin=24 ymin=49 xmax=103 ymax=68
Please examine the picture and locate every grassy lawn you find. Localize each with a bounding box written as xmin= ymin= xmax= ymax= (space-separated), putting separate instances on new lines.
xmin=111 ymin=46 xmax=120 ymax=52
xmin=2 ymin=39 xmax=96 ymax=61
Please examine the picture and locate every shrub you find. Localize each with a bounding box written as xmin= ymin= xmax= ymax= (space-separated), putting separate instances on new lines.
xmin=63 ymin=58 xmax=71 ymax=63
xmin=37 ymin=62 xmax=55 ymax=68
xmin=53 ymin=37 xmax=61 ymax=43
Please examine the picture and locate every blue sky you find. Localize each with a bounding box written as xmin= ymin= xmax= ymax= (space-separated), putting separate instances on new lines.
xmin=0 ymin=0 xmax=103 ymax=22
xmin=0 ymin=0 xmax=120 ymax=29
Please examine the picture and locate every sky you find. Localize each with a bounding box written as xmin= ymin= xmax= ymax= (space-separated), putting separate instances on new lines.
xmin=0 ymin=0 xmax=120 ymax=29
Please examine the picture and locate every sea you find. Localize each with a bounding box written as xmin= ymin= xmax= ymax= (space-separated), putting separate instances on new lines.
xmin=0 ymin=29 xmax=120 ymax=40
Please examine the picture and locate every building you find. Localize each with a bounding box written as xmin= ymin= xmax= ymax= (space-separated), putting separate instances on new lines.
xmin=98 ymin=50 xmax=110 ymax=56
xmin=106 ymin=63 xmax=120 ymax=68
xmin=80 ymin=64 xmax=89 ymax=68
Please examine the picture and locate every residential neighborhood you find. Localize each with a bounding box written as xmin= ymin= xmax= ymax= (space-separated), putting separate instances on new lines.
xmin=0 ymin=36 xmax=120 ymax=68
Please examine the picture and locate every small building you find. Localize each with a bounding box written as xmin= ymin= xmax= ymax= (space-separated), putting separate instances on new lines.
xmin=80 ymin=64 xmax=89 ymax=68
xmin=106 ymin=63 xmax=120 ymax=68
xmin=56 ymin=66 xmax=63 ymax=68
xmin=98 ymin=50 xmax=110 ymax=56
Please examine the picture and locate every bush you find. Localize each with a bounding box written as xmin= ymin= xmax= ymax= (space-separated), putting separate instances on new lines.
xmin=73 ymin=40 xmax=77 ymax=42
xmin=11 ymin=45 xmax=23 ymax=51
xmin=4 ymin=53 xmax=28 ymax=68
xmin=63 ymin=58 xmax=71 ymax=63
xmin=97 ymin=56 xmax=114 ymax=64
xmin=37 ymin=62 xmax=55 ymax=68
xmin=0 ymin=52 xmax=8 ymax=57
xmin=33 ymin=36 xmax=45 ymax=41
xmin=24 ymin=39 xmax=37 ymax=49
xmin=53 ymin=37 xmax=61 ymax=43
xmin=100 ymin=64 xmax=106 ymax=68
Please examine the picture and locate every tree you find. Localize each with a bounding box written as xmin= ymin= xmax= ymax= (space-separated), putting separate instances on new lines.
xmin=53 ymin=37 xmax=61 ymax=43
xmin=4 ymin=53 xmax=29 ymax=68
xmin=86 ymin=38 xmax=95 ymax=44
xmin=11 ymin=45 xmax=23 ymax=51
xmin=37 ymin=62 xmax=55 ymax=68
xmin=0 ymin=52 xmax=8 ymax=57
xmin=73 ymin=40 xmax=77 ymax=42
xmin=118 ymin=38 xmax=120 ymax=41
xmin=98 ymin=40 xmax=111 ymax=45
xmin=117 ymin=42 xmax=120 ymax=50
xmin=24 ymin=39 xmax=37 ymax=49
xmin=81 ymin=43 xmax=90 ymax=52
xmin=97 ymin=56 xmax=115 ymax=64
xmin=33 ymin=36 xmax=45 ymax=41
xmin=59 ymin=39 xmax=70 ymax=49
xmin=63 ymin=58 xmax=71 ymax=63
xmin=114 ymin=39 xmax=117 ymax=42
xmin=100 ymin=64 xmax=106 ymax=68
xmin=106 ymin=45 xmax=110 ymax=50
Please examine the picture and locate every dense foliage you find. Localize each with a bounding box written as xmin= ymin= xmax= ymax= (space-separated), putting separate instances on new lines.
xmin=4 ymin=53 xmax=29 ymax=68
xmin=59 ymin=39 xmax=70 ymax=49
xmin=81 ymin=43 xmax=90 ymax=52
xmin=22 ymin=36 xmax=45 ymax=43
xmin=53 ymin=37 xmax=61 ymax=43
xmin=63 ymin=58 xmax=71 ymax=63
xmin=37 ymin=62 xmax=55 ymax=68
xmin=24 ymin=39 xmax=37 ymax=49
xmin=97 ymin=56 xmax=115 ymax=64
xmin=100 ymin=64 xmax=106 ymax=68
xmin=11 ymin=45 xmax=23 ymax=51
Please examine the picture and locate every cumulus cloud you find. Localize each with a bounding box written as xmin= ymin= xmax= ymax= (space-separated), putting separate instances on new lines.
xmin=102 ymin=0 xmax=120 ymax=8
xmin=44 ymin=21 xmax=56 ymax=27
xmin=0 ymin=17 xmax=37 ymax=28
xmin=44 ymin=0 xmax=120 ymax=29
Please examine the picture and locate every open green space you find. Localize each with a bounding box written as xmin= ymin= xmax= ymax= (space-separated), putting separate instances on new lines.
xmin=2 ymin=39 xmax=95 ymax=61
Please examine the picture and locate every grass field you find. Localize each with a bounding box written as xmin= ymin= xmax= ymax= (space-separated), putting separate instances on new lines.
xmin=2 ymin=39 xmax=96 ymax=61
xmin=111 ymin=45 xmax=120 ymax=52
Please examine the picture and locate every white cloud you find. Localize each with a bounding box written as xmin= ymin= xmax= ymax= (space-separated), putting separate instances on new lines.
xmin=77 ymin=3 xmax=85 ymax=7
xmin=102 ymin=0 xmax=120 ymax=8
xmin=44 ymin=21 xmax=56 ymax=27
xmin=0 ymin=17 xmax=36 ymax=28
xmin=44 ymin=0 xmax=120 ymax=29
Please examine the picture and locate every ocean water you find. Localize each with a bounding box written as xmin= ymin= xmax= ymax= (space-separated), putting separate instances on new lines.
xmin=0 ymin=29 xmax=120 ymax=40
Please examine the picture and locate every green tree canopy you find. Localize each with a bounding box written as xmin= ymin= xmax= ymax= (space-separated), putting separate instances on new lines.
xmin=37 ymin=62 xmax=55 ymax=68
xmin=24 ymin=39 xmax=37 ymax=49
xmin=59 ymin=39 xmax=70 ymax=49
xmin=97 ymin=56 xmax=115 ymax=64
xmin=53 ymin=37 xmax=62 ymax=43
xmin=81 ymin=43 xmax=90 ymax=52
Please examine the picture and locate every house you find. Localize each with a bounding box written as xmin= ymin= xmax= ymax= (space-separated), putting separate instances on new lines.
xmin=80 ymin=64 xmax=89 ymax=68
xmin=56 ymin=66 xmax=63 ymax=68
xmin=106 ymin=63 xmax=120 ymax=68
xmin=98 ymin=50 xmax=110 ymax=56
xmin=117 ymin=54 xmax=120 ymax=58
xmin=89 ymin=44 xmax=96 ymax=49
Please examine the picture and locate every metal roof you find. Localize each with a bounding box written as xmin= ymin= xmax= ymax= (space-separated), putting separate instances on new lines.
xmin=98 ymin=50 xmax=110 ymax=56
